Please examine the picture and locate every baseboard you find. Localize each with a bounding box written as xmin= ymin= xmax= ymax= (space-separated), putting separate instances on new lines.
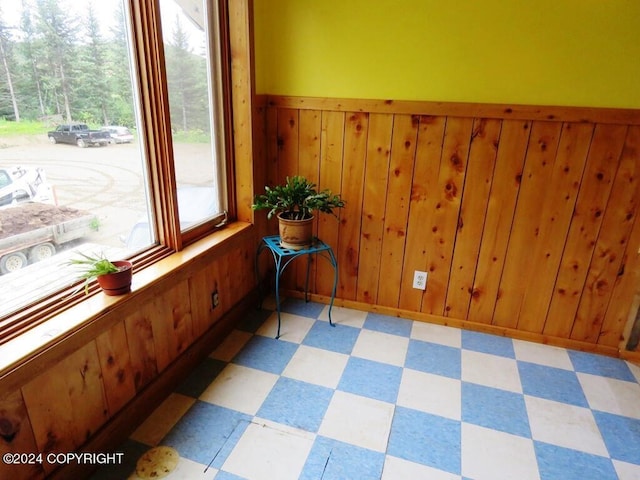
xmin=282 ymin=290 xmax=627 ymax=359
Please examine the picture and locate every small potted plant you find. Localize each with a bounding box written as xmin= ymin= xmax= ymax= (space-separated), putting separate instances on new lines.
xmin=66 ymin=252 xmax=133 ymax=295
xmin=252 ymin=175 xmax=345 ymax=250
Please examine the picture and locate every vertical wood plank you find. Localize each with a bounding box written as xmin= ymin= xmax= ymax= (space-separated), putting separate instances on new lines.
xmin=445 ymin=118 xmax=501 ymax=318
xmin=124 ymin=310 xmax=158 ymax=391
xmin=493 ymin=121 xmax=562 ymax=328
xmin=377 ymin=115 xmax=419 ymax=307
xmin=317 ymin=111 xmax=346 ymax=296
xmin=296 ymin=110 xmax=322 ymax=291
xmin=399 ymin=116 xmax=447 ymax=311
xmin=517 ymin=122 xmax=594 ymax=333
xmin=0 ymin=389 xmax=44 ymax=480
xmin=277 ymin=108 xmax=299 ymax=290
xmin=22 ymin=342 xmax=109 ymax=473
xmin=421 ymin=117 xmax=473 ymax=315
xmin=189 ymin=259 xmax=223 ymax=337
xmin=95 ymin=321 xmax=136 ymax=416
xmin=467 ymin=120 xmax=530 ymax=324
xmin=150 ymin=281 xmax=194 ymax=373
xmin=263 ymin=107 xmax=280 ymax=237
xmin=572 ymin=126 xmax=640 ymax=344
xmin=545 ymin=124 xmax=628 ymax=338
xmin=357 ymin=113 xmax=393 ymax=304
xmin=337 ymin=112 xmax=369 ymax=300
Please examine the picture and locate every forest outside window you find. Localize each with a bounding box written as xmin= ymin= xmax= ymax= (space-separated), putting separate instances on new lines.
xmin=0 ymin=0 xmax=230 ymax=343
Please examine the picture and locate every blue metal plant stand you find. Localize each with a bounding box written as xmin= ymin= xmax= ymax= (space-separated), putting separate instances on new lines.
xmin=256 ymin=235 xmax=338 ymax=338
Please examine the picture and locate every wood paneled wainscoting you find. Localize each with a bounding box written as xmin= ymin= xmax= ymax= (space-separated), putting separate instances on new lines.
xmin=257 ymin=96 xmax=640 ymax=359
xmin=0 ymin=223 xmax=256 ymax=480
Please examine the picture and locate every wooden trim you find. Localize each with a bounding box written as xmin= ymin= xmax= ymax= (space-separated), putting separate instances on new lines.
xmin=47 ymin=288 xmax=258 ymax=480
xmin=283 ymin=290 xmax=624 ymax=358
xmin=229 ymin=0 xmax=257 ymax=223
xmin=263 ymin=95 xmax=640 ymax=125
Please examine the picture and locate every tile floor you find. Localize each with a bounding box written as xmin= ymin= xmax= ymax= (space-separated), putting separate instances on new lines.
xmin=92 ymin=298 xmax=640 ymax=480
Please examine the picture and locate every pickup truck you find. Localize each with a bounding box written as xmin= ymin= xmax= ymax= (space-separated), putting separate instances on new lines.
xmin=47 ymin=123 xmax=111 ymax=148
xmin=0 ymin=202 xmax=98 ymax=274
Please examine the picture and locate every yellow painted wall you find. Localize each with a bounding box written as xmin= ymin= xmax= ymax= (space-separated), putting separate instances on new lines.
xmin=253 ymin=0 xmax=640 ymax=108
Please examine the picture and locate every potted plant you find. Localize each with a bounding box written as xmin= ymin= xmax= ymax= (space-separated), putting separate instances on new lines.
xmin=66 ymin=252 xmax=133 ymax=295
xmin=252 ymin=175 xmax=345 ymax=250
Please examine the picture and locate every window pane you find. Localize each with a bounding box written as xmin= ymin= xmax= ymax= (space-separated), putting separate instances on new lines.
xmin=159 ymin=0 xmax=226 ymax=232
xmin=0 ymin=0 xmax=154 ymax=317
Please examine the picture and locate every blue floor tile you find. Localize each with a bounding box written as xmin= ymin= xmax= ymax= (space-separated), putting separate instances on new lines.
xmin=534 ymin=442 xmax=618 ymax=480
xmin=388 ymin=406 xmax=461 ymax=475
xmin=462 ymin=382 xmax=531 ymax=438
xmin=300 ymin=436 xmax=385 ymax=480
xmin=405 ymin=339 xmax=461 ymax=379
xmin=175 ymin=357 xmax=227 ymax=398
xmin=281 ymin=297 xmax=326 ymax=318
xmin=302 ymin=321 xmax=360 ymax=354
xmin=337 ymin=357 xmax=402 ymax=403
xmin=257 ymin=377 xmax=334 ymax=432
xmin=518 ymin=361 xmax=588 ymax=407
xmin=363 ymin=312 xmax=413 ymax=337
xmin=162 ymin=401 xmax=251 ymax=468
xmin=568 ymin=350 xmax=636 ymax=382
xmin=462 ymin=330 xmax=515 ymax=358
xmin=231 ymin=335 xmax=298 ymax=374
xmin=593 ymin=411 xmax=640 ymax=465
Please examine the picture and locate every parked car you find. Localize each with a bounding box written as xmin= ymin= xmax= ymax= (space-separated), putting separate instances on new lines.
xmin=47 ymin=123 xmax=111 ymax=148
xmin=101 ymin=126 xmax=134 ymax=144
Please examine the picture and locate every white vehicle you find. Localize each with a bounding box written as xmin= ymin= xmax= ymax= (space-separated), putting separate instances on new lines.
xmin=101 ymin=126 xmax=134 ymax=144
xmin=0 ymin=166 xmax=55 ymax=206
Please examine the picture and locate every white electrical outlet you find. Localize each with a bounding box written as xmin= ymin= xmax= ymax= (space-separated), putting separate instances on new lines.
xmin=413 ymin=270 xmax=428 ymax=290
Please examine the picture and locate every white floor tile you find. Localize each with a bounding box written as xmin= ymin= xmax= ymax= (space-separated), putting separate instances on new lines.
xmin=210 ymin=329 xmax=252 ymax=362
xmin=130 ymin=393 xmax=196 ymax=446
xmin=410 ymin=321 xmax=462 ymax=348
xmin=613 ymin=459 xmax=640 ymax=480
xmin=382 ymin=455 xmax=461 ymax=480
xmin=513 ymin=339 xmax=573 ymax=370
xmin=319 ymin=304 xmax=367 ymax=327
xmin=221 ymin=420 xmax=314 ymax=480
xmin=318 ymin=391 xmax=395 ymax=452
xmin=256 ymin=312 xmax=315 ymax=343
xmin=525 ymin=395 xmax=608 ymax=456
xmin=163 ymin=457 xmax=217 ymax=479
xmin=351 ymin=329 xmax=409 ymax=366
xmin=282 ymin=344 xmax=349 ymax=388
xmin=462 ymin=350 xmax=522 ymax=393
xmin=397 ymin=368 xmax=461 ymax=420
xmin=578 ymin=372 xmax=640 ymax=419
xmin=627 ymin=361 xmax=640 ymax=384
xmin=462 ymin=423 xmax=539 ymax=480
xmin=199 ymin=364 xmax=278 ymax=415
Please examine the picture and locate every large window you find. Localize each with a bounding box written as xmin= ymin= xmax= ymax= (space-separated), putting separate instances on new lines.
xmin=0 ymin=0 xmax=231 ymax=343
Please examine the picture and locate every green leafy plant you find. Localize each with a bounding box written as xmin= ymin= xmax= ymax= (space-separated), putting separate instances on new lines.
xmin=66 ymin=252 xmax=121 ymax=293
xmin=252 ymin=176 xmax=345 ymax=220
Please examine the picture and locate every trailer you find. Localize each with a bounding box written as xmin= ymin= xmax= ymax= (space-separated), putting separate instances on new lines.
xmin=0 ymin=203 xmax=98 ymax=274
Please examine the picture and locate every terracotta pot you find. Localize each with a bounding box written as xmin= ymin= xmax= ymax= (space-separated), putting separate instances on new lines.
xmin=277 ymin=213 xmax=314 ymax=250
xmin=97 ymin=260 xmax=133 ymax=296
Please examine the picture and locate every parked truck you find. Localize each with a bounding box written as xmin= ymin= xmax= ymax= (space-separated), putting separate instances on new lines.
xmin=47 ymin=123 xmax=111 ymax=148
xmin=0 ymin=202 xmax=98 ymax=274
